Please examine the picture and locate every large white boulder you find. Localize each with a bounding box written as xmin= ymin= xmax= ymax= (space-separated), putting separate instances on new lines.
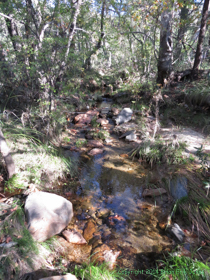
xmin=115 ymin=108 xmax=133 ymax=125
xmin=25 ymin=192 xmax=73 ymax=242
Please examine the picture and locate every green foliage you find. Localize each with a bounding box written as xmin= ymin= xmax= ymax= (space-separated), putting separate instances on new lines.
xmin=195 ymin=145 xmax=210 ymax=174
xmin=185 ymin=81 xmax=210 ymax=107
xmin=88 ymin=129 xmax=110 ymax=140
xmin=91 ymin=116 xmax=100 ymax=128
xmin=0 ymin=206 xmax=39 ymax=279
xmin=132 ymin=140 xmax=187 ymax=167
xmin=97 ymin=129 xmax=110 ymax=140
xmin=76 ymin=139 xmax=87 ymax=148
xmin=41 ymin=236 xmax=58 ymax=252
xmin=74 ymin=262 xmax=130 ymax=280
xmin=5 ymin=174 xmax=25 ymax=191
xmin=149 ymin=254 xmax=210 ymax=280
xmin=1 ymin=118 xmax=77 ymax=190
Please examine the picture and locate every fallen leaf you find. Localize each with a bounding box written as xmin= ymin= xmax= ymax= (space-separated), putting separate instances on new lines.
xmin=11 ymin=206 xmax=18 ymax=212
xmin=5 ymin=236 xmax=12 ymax=243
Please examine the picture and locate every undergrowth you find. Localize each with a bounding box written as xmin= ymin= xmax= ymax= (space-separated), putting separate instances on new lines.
xmin=0 ymin=206 xmax=39 ymax=279
xmin=0 ymin=118 xmax=77 ymax=191
xmin=131 ymin=139 xmax=187 ymax=167
xmin=185 ymin=81 xmax=210 ymax=108
xmin=150 ymin=254 xmax=210 ymax=280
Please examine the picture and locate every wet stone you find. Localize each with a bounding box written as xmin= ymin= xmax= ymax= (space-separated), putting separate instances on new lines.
xmin=90 ymin=243 xmax=121 ymax=269
xmin=89 ymin=233 xmax=103 ymax=249
xmin=106 ymin=215 xmax=127 ymax=231
xmin=88 ymin=148 xmax=104 ymax=156
xmin=117 ymin=246 xmax=137 ymax=270
xmin=90 ymin=244 xmax=110 ymax=264
xmin=98 ymin=224 xmax=112 ymax=240
xmin=101 ymin=107 xmax=110 ymax=115
xmin=142 ymin=188 xmax=167 ymax=197
xmin=96 ymin=207 xmax=110 ymax=218
xmin=83 ymin=219 xmax=97 ymax=242
xmin=87 ymin=140 xmax=104 ymax=148
xmin=57 ymin=237 xmax=92 ymax=263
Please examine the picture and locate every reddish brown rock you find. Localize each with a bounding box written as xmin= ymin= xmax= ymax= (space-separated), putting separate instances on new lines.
xmin=91 ymin=244 xmax=120 ymax=269
xmin=90 ymin=244 xmax=110 ymax=264
xmin=142 ymin=188 xmax=167 ymax=197
xmin=87 ymin=140 xmax=104 ymax=148
xmin=111 ymin=108 xmax=120 ymax=116
xmin=62 ymin=229 xmax=87 ymax=245
xmin=74 ymin=110 xmax=99 ymax=125
xmin=96 ymin=118 xmax=109 ymax=126
xmin=83 ymin=219 xmax=97 ymax=241
xmin=88 ymin=148 xmax=104 ymax=156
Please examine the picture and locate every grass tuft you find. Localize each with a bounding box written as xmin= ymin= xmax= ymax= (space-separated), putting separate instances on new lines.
xmin=131 ymin=140 xmax=187 ymax=167
xmin=74 ymin=262 xmax=130 ymax=280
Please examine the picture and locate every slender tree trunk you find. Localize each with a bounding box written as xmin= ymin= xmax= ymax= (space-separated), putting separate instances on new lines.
xmin=55 ymin=0 xmax=82 ymax=92
xmin=193 ymin=0 xmax=210 ymax=71
xmin=157 ymin=5 xmax=173 ymax=85
xmin=83 ymin=0 xmax=105 ymax=69
xmin=174 ymin=2 xmax=189 ymax=62
xmin=0 ymin=128 xmax=15 ymax=179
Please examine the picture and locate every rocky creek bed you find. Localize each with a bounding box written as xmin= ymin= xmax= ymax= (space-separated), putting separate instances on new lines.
xmin=58 ymin=98 xmax=210 ymax=278
xmin=0 ymin=97 xmax=210 ymax=280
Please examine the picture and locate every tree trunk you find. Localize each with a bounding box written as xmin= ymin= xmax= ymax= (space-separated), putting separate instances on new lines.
xmin=83 ymin=0 xmax=105 ymax=70
xmin=55 ymin=0 xmax=82 ymax=90
xmin=157 ymin=6 xmax=173 ymax=85
xmin=174 ymin=3 xmax=189 ymax=62
xmin=193 ymin=0 xmax=210 ymax=71
xmin=0 ymin=128 xmax=15 ymax=179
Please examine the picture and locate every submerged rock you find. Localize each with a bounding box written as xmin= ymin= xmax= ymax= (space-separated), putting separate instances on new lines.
xmin=56 ymin=236 xmax=92 ymax=263
xmin=83 ymin=219 xmax=97 ymax=241
xmin=91 ymin=244 xmax=121 ymax=269
xmin=25 ymin=192 xmax=73 ymax=242
xmin=100 ymin=107 xmax=110 ymax=115
xmin=115 ymin=108 xmax=133 ymax=125
xmin=87 ymin=140 xmax=104 ymax=148
xmin=88 ymin=148 xmax=104 ymax=156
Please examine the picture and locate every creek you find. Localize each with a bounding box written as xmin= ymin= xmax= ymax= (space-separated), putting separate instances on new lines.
xmin=59 ymin=96 xmax=210 ymax=280
xmin=61 ymin=99 xmax=180 ymax=279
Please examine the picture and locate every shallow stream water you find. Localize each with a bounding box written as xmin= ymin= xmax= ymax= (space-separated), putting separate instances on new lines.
xmin=60 ymin=100 xmax=178 ymax=279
